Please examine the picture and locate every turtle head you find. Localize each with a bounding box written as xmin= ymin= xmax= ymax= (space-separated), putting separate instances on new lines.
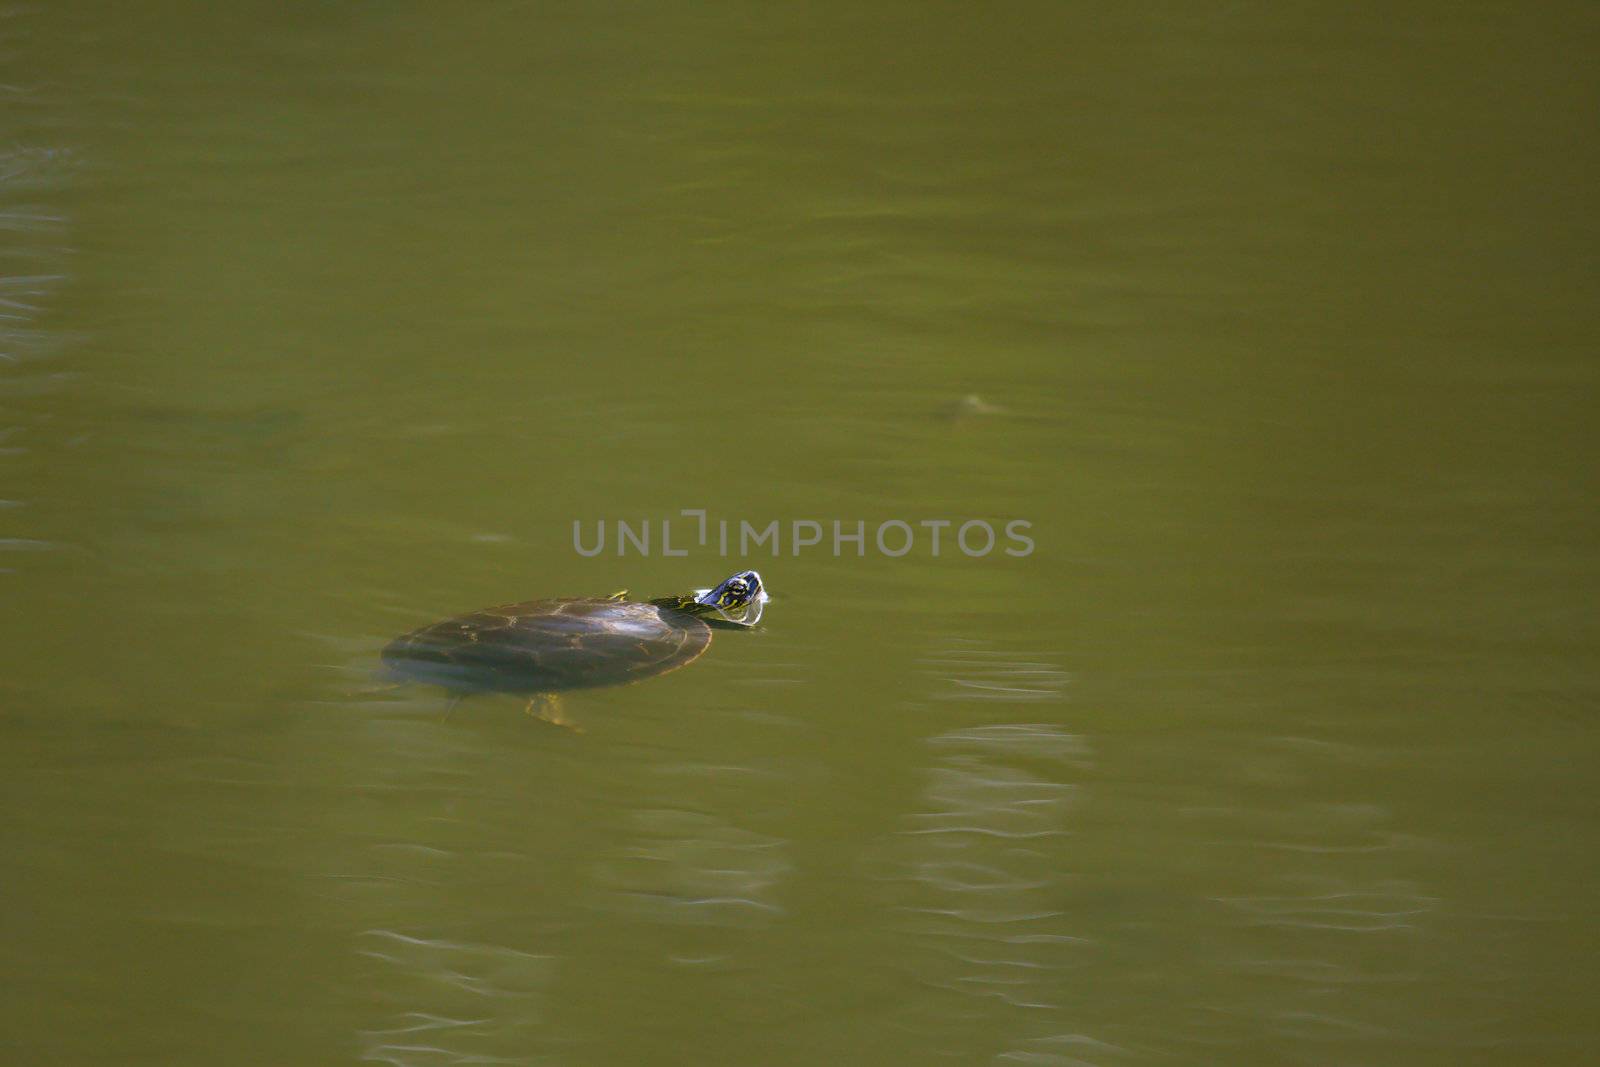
xmin=692 ymin=569 xmax=767 ymax=628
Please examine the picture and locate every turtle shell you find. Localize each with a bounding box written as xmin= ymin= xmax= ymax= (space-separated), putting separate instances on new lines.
xmin=382 ymin=598 xmax=712 ymax=695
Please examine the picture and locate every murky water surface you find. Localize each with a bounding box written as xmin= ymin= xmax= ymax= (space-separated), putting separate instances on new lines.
xmin=3 ymin=4 xmax=1597 ymax=1064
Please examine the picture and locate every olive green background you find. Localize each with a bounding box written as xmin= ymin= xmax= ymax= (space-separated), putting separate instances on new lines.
xmin=2 ymin=3 xmax=1596 ymax=1065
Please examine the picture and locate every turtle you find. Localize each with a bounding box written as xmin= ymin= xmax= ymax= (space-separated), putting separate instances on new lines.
xmin=381 ymin=569 xmax=767 ymax=727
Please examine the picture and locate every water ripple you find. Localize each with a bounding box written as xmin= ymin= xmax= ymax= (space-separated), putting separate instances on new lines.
xmin=869 ymin=722 xmax=1099 ymax=1055
xmin=589 ymin=807 xmax=790 ymax=930
xmin=354 ymin=929 xmax=555 ymax=1067
xmin=0 ymin=141 xmax=73 ymax=576
xmin=920 ymin=641 xmax=1072 ymax=703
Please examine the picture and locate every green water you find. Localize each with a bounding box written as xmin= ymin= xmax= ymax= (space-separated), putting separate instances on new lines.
xmin=3 ymin=3 xmax=1597 ymax=1064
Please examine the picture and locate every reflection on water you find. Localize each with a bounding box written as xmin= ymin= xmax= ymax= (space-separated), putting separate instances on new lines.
xmin=872 ymin=723 xmax=1094 ymax=1061
xmin=356 ymin=928 xmax=554 ymax=1067
xmin=591 ymin=807 xmax=789 ymax=933
xmin=3 ymin=1 xmax=1598 ymax=1064
xmin=922 ymin=640 xmax=1072 ymax=703
xmin=0 ymin=140 xmax=74 ymax=572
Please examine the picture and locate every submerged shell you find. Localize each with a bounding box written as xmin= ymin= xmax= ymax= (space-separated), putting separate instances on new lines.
xmin=382 ymin=598 xmax=712 ymax=694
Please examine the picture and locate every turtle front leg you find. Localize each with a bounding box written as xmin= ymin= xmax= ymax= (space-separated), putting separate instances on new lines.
xmin=525 ymin=692 xmax=583 ymax=733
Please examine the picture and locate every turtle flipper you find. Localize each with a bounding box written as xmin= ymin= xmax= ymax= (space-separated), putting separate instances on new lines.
xmin=526 ymin=692 xmax=583 ymax=733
